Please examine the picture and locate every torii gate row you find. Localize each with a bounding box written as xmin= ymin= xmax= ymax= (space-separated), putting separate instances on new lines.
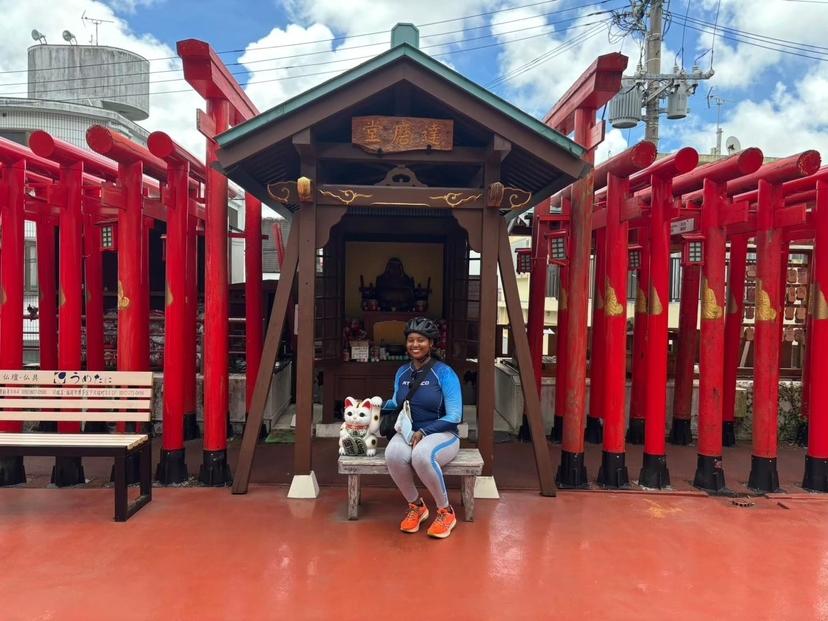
xmin=0 ymin=130 xmax=207 ymax=487
xmin=676 ymin=153 xmax=824 ymax=492
xmin=178 ymin=39 xmax=263 ymax=486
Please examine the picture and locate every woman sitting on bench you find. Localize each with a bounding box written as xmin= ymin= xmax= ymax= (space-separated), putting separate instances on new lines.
xmin=382 ymin=317 xmax=463 ymax=539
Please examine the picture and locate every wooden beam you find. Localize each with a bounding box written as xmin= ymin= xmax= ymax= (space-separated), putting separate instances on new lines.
xmin=316 ymin=184 xmax=485 ymax=209
xmin=293 ymin=203 xmax=316 ymax=475
xmin=231 ymin=228 xmax=299 ymax=494
xmin=315 ymin=142 xmax=488 ymax=164
xmin=497 ymin=218 xmax=557 ymax=496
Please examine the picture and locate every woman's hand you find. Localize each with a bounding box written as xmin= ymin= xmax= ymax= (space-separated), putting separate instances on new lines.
xmin=411 ymin=431 xmax=424 ymax=448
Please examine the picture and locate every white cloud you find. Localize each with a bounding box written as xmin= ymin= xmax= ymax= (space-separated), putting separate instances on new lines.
xmin=238 ymin=23 xmax=388 ymax=111
xmin=595 ymin=128 xmax=629 ymax=164
xmin=0 ymin=0 xmax=204 ymax=156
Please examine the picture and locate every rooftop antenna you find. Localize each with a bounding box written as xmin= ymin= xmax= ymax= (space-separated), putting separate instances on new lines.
xmin=81 ymin=11 xmax=113 ymax=46
xmin=706 ymin=86 xmax=730 ymax=158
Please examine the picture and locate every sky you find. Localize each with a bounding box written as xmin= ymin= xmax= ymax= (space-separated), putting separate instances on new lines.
xmin=0 ymin=0 xmax=827 ymax=164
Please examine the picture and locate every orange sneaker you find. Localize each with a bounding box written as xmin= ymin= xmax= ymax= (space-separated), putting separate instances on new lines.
xmin=427 ymin=506 xmax=457 ymax=539
xmin=400 ymin=501 xmax=429 ymax=533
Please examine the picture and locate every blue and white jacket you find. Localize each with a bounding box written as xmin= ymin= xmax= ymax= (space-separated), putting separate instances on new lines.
xmin=383 ymin=360 xmax=463 ymax=436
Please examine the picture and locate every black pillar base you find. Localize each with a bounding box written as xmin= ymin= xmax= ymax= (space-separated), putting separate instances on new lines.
xmin=748 ymin=456 xmax=781 ymax=493
xmin=722 ymin=421 xmax=736 ymax=447
xmin=83 ymin=421 xmax=109 ymax=434
xmin=0 ymin=456 xmax=26 ymax=486
xmin=226 ymin=415 xmax=234 ymax=440
xmin=693 ymin=454 xmax=726 ymax=492
xmin=549 ymin=416 xmax=563 ymax=443
xmin=626 ymin=418 xmax=645 ymax=445
xmin=597 ymin=451 xmax=630 ymax=489
xmin=584 ymin=416 xmax=603 ymax=444
xmin=556 ymin=450 xmax=588 ymax=488
xmin=34 ymin=421 xmax=57 ymax=432
xmin=796 ymin=421 xmax=809 ymax=448
xmin=639 ymin=453 xmax=670 ymax=489
xmin=51 ymin=457 xmax=85 ymax=487
xmin=183 ymin=412 xmax=200 ymax=441
xmin=669 ymin=419 xmax=693 ymax=445
xmin=517 ymin=415 xmax=533 ymax=443
xmin=199 ymin=449 xmax=232 ymax=486
xmin=155 ymin=448 xmax=189 ymax=485
xmin=802 ymin=456 xmax=828 ymax=492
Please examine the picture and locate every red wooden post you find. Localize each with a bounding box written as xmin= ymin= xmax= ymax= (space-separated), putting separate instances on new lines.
xmin=597 ymin=171 xmax=630 ymax=487
xmin=184 ymin=214 xmax=199 ymax=439
xmin=0 ymin=158 xmax=27 ymax=485
xmin=722 ymin=235 xmax=748 ymax=446
xmin=670 ymin=263 xmax=700 ymax=444
xmin=84 ymin=216 xmax=105 ymax=372
xmin=149 ymin=130 xmax=193 ymax=484
xmin=551 ymin=197 xmax=571 ymax=443
xmin=527 ymin=198 xmax=550 ymax=392
xmin=55 ymin=160 xmax=86 ymax=485
xmin=804 ymin=178 xmax=828 ymax=490
xmin=201 ymin=97 xmax=232 ymax=485
xmin=694 ymin=177 xmax=728 ymax=491
xmin=749 ymin=179 xmax=783 ymax=492
xmin=244 ymin=194 xmax=264 ymax=418
xmin=36 ymin=219 xmax=58 ymax=371
xmin=586 ymin=228 xmax=605 ymax=444
xmin=556 ymin=108 xmax=594 ymax=487
xmin=628 ymin=237 xmax=649 ymax=444
xmin=640 ymin=175 xmax=671 ymax=487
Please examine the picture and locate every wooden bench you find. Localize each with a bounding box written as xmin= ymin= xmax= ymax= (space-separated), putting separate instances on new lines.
xmin=0 ymin=370 xmax=153 ymax=522
xmin=338 ymin=448 xmax=484 ymax=521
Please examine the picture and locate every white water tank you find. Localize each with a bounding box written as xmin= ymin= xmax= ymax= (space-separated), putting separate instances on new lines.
xmin=608 ymin=79 xmax=642 ymax=129
xmin=28 ymin=44 xmax=150 ymax=121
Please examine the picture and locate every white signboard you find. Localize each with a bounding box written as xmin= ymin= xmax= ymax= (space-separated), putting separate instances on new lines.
xmin=670 ymin=218 xmax=696 ymax=235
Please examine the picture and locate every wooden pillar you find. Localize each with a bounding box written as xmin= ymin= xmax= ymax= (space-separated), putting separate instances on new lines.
xmin=586 ymin=228 xmax=605 ymax=444
xmin=0 ymin=159 xmax=27 ymax=485
xmin=527 ymin=199 xmax=550 ymax=392
xmin=640 ymin=175 xmax=671 ymax=488
xmin=232 ymin=229 xmax=299 ymax=494
xmin=84 ymin=217 xmax=105 ymax=372
xmin=498 ymin=220 xmax=556 ymax=496
xmin=244 ymin=195 xmax=264 ymax=417
xmin=551 ymin=198 xmax=571 ymax=443
xmin=184 ymin=215 xmax=199 ymax=439
xmin=200 ymin=98 xmax=232 ymax=486
xmin=749 ymin=180 xmax=783 ymax=492
xmin=293 ymin=192 xmax=316 ymax=480
xmin=670 ymin=263 xmax=700 ymax=444
xmin=628 ymin=236 xmax=649 ymax=444
xmin=54 ymin=161 xmax=86 ymax=486
xmin=694 ymin=178 xmax=727 ymax=492
xmin=597 ymin=172 xmax=629 ymax=487
xmin=804 ymin=178 xmax=828 ymax=490
xmin=722 ymin=235 xmax=748 ymax=446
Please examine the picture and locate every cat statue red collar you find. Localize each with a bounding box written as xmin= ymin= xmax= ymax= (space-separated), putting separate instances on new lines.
xmin=339 ymin=396 xmax=383 ymax=456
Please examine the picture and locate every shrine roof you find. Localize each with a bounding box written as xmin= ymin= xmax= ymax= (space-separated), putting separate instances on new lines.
xmin=215 ymin=24 xmax=590 ymax=218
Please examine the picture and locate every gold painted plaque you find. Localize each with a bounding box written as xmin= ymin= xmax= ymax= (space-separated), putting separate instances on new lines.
xmin=352 ymin=116 xmax=453 ymax=153
xmin=635 ymin=287 xmax=647 ymax=315
xmin=649 ymin=286 xmax=663 ymax=316
xmin=701 ymin=277 xmax=723 ymax=320
xmin=605 ymin=280 xmax=624 ymax=317
xmin=755 ymin=279 xmax=777 ymax=321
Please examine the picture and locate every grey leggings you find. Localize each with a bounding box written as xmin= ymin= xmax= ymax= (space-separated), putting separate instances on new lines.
xmin=385 ymin=432 xmax=460 ymax=509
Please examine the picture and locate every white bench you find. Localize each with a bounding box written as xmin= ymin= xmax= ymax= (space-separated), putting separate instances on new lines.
xmin=338 ymin=447 xmax=484 ymax=521
xmin=0 ymin=370 xmax=153 ymax=522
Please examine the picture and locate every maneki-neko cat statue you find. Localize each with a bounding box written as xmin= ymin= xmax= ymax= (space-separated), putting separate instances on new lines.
xmin=339 ymin=396 xmax=383 ymax=456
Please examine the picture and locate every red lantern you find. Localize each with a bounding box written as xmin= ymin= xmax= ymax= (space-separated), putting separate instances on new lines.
xmin=100 ymin=223 xmax=117 ymax=252
xmin=546 ymin=230 xmax=568 ymax=266
xmin=515 ymin=248 xmax=532 ymax=274
xmin=681 ymin=234 xmax=705 ymax=266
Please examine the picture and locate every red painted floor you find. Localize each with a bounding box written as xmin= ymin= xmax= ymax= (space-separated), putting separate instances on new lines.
xmin=2 ymin=486 xmax=828 ymax=620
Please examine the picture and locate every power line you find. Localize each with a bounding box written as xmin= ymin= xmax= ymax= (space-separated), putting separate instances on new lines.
xmin=0 ymin=0 xmax=619 ymax=89
xmin=677 ymin=13 xmax=828 ymax=54
xmin=0 ymin=0 xmax=601 ymax=77
xmin=2 ymin=10 xmax=619 ymax=98
xmin=28 ymin=17 xmax=613 ymax=105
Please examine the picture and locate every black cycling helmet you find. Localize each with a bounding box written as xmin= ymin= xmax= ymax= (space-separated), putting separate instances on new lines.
xmin=404 ymin=317 xmax=440 ymax=341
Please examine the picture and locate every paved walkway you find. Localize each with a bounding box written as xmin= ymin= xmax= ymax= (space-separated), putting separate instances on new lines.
xmin=2 ymin=486 xmax=827 ymax=620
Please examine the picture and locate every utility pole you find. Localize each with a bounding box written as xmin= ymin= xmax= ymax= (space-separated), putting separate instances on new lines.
xmin=644 ymin=0 xmax=663 ymax=145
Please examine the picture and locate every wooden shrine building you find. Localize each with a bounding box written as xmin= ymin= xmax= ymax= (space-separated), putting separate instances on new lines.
xmin=219 ymin=24 xmax=589 ymax=497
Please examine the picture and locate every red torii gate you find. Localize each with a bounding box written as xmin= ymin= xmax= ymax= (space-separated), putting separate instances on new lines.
xmin=177 ymin=39 xmax=262 ymax=485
